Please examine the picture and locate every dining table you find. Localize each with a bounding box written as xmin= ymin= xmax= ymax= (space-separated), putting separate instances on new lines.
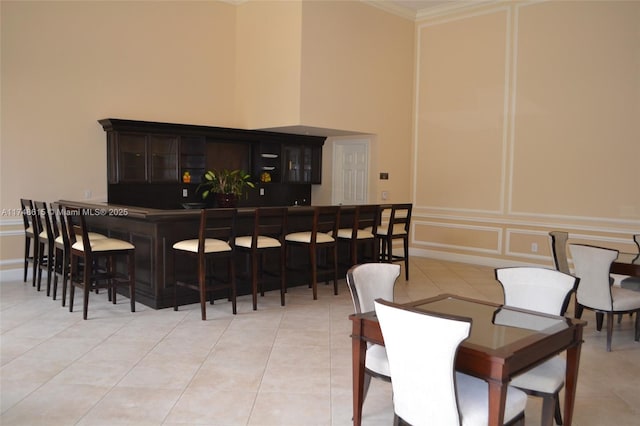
xmin=611 ymin=251 xmax=640 ymax=277
xmin=349 ymin=293 xmax=587 ymax=426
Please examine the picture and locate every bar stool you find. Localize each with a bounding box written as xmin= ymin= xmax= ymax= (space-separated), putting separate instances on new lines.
xmin=235 ymin=207 xmax=287 ymax=310
xmin=64 ymin=205 xmax=136 ymax=320
xmin=376 ymin=203 xmax=412 ymax=280
xmin=34 ymin=201 xmax=55 ymax=295
xmin=336 ymin=204 xmax=379 ymax=268
xmin=51 ymin=203 xmax=108 ymax=304
xmin=20 ymin=199 xmax=37 ymax=285
xmin=285 ymin=206 xmax=340 ymax=300
xmin=173 ymin=208 xmax=237 ymax=320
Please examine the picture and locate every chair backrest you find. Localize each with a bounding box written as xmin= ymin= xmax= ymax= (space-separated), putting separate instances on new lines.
xmin=49 ymin=202 xmax=62 ymax=240
xmin=34 ymin=201 xmax=54 ymax=244
xmin=549 ymin=231 xmax=570 ymax=274
xmin=346 ymin=263 xmax=400 ymax=313
xmin=569 ymin=244 xmax=618 ymax=311
xmin=374 ymin=299 xmax=471 ymax=426
xmin=200 ymin=208 xmax=237 ymax=252
xmin=251 ymin=207 xmax=287 ymax=248
xmin=495 ymin=267 xmax=578 ymax=316
xmin=20 ymin=199 xmax=35 ymax=233
xmin=379 ymin=203 xmax=412 ymax=236
xmin=353 ymin=204 xmax=379 ymax=236
xmin=313 ymin=206 xmax=340 ymax=240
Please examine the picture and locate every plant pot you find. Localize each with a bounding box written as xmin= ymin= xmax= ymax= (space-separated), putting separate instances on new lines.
xmin=215 ymin=193 xmax=238 ymax=208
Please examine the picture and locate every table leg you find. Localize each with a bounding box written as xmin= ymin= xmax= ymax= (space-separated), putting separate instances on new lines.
xmin=487 ymin=379 xmax=507 ymax=426
xmin=564 ymin=336 xmax=583 ymax=426
xmin=352 ymin=321 xmax=367 ymax=426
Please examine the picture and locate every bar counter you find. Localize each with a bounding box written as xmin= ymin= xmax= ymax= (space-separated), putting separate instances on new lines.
xmin=60 ymin=200 xmax=359 ymax=309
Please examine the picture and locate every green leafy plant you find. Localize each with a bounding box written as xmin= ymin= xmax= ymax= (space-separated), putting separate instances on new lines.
xmin=197 ymin=169 xmax=255 ymax=200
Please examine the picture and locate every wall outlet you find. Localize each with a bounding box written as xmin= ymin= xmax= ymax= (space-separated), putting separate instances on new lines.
xmin=531 ymin=242 xmax=538 ymax=253
xmin=381 ymin=190 xmax=388 ymax=200
xmin=182 ymin=188 xmax=188 ymax=197
xmin=260 ymin=188 xmax=265 ymax=196
xmin=84 ymin=190 xmax=92 ymax=199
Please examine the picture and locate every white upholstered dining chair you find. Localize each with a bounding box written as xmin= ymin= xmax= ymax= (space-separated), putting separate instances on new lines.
xmin=495 ymin=266 xmax=578 ymax=426
xmin=619 ymin=234 xmax=640 ymax=291
xmin=374 ymin=299 xmax=527 ymax=426
xmin=570 ymin=244 xmax=640 ymax=351
xmin=346 ymin=263 xmax=400 ymax=403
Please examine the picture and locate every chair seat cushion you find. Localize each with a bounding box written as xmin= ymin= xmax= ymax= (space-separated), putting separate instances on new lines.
xmin=235 ymin=235 xmax=281 ymax=249
xmin=509 ymin=355 xmax=565 ymax=394
xmin=612 ymin=286 xmax=640 ymax=311
xmin=172 ymin=238 xmax=231 ymax=253
xmin=72 ymin=237 xmax=134 ymax=252
xmin=376 ymin=224 xmax=407 ymax=236
xmin=55 ymin=232 xmax=107 ymax=245
xmin=365 ymin=343 xmax=390 ymax=377
xmin=336 ymin=228 xmax=374 ymax=240
xmin=620 ymin=277 xmax=640 ymax=291
xmin=285 ymin=231 xmax=334 ymax=244
xmin=456 ymin=372 xmax=527 ymax=426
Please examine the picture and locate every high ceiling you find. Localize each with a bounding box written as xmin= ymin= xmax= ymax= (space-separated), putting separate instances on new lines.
xmin=372 ymin=0 xmax=479 ymax=19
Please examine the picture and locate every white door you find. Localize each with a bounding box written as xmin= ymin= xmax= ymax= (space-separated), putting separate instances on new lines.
xmin=332 ymin=138 xmax=369 ymax=205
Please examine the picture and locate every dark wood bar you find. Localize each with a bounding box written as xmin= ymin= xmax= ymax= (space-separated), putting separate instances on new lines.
xmin=60 ymin=200 xmax=363 ymax=309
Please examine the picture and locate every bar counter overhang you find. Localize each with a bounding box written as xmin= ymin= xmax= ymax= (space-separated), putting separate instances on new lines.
xmin=59 ymin=200 xmax=360 ymax=309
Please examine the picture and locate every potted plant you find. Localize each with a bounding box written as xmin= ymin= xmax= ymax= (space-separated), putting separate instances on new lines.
xmin=197 ymin=169 xmax=255 ymax=208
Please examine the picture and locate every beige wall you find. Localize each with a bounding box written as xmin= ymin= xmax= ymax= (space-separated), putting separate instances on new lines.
xmin=300 ymin=1 xmax=414 ymax=205
xmin=2 ymin=0 xmax=639 ymax=276
xmin=235 ymin=0 xmax=303 ymax=128
xmin=412 ymin=0 xmax=640 ymax=268
xmin=1 ymin=0 xmax=237 ymax=269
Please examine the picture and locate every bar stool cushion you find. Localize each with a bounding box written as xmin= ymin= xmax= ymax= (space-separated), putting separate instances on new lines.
xmin=55 ymin=232 xmax=107 ymax=245
xmin=173 ymin=238 xmax=231 ymax=253
xmin=285 ymin=231 xmax=334 ymax=244
xmin=375 ymin=223 xmax=407 ymax=236
xmin=235 ymin=235 xmax=281 ymax=249
xmin=72 ymin=238 xmax=134 ymax=252
xmin=336 ymin=228 xmax=374 ymax=240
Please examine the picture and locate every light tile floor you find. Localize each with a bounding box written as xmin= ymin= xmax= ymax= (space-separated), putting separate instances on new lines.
xmin=1 ymin=257 xmax=639 ymax=425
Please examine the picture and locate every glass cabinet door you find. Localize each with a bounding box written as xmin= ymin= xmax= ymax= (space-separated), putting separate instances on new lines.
xmin=118 ymin=133 xmax=147 ymax=182
xmin=149 ymin=135 xmax=178 ymax=182
xmin=283 ymin=144 xmax=321 ymax=183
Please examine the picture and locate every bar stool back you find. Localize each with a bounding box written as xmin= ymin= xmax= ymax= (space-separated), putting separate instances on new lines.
xmin=64 ymin=205 xmax=136 ymax=320
xmin=235 ymin=207 xmax=287 ymax=310
xmin=376 ymin=203 xmax=412 ymax=280
xmin=336 ymin=204 xmax=379 ymax=268
xmin=20 ymin=199 xmax=37 ymax=285
xmin=53 ymin=204 xmax=108 ymax=306
xmin=173 ymin=208 xmax=237 ymax=320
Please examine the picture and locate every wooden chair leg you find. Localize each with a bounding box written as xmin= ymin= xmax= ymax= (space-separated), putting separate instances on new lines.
xmin=129 ymin=251 xmax=136 ymax=313
xmin=199 ymin=258 xmax=207 ymax=321
xmin=541 ymin=395 xmax=555 ymax=426
xmin=554 ymin=396 xmax=563 ymax=425
xmin=606 ymin=312 xmax=614 ymax=352
xmin=310 ymin=246 xmax=318 ymax=300
xmin=23 ymin=238 xmax=31 ymax=282
xmin=595 ymin=312 xmax=604 ymax=331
